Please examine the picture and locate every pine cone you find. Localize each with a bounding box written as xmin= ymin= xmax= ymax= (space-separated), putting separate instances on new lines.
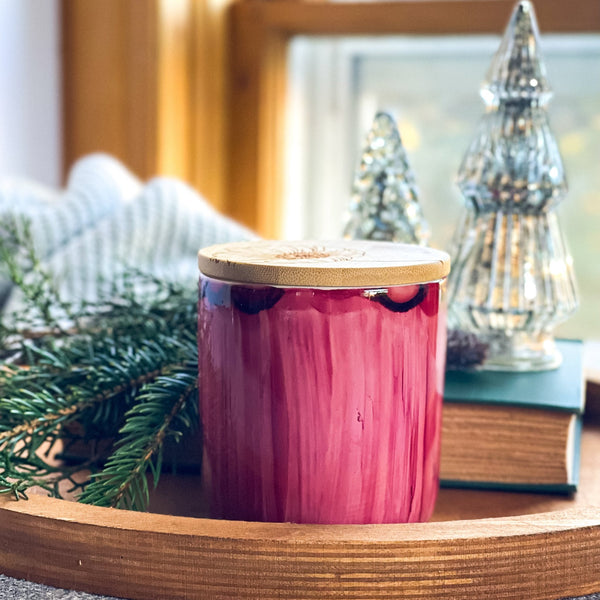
xmin=446 ymin=329 xmax=488 ymax=370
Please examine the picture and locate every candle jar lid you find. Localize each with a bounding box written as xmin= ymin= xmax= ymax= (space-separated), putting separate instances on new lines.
xmin=198 ymin=240 xmax=450 ymax=288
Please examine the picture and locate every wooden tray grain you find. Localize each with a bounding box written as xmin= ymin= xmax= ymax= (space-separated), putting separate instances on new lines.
xmin=1 ymin=390 xmax=600 ymax=599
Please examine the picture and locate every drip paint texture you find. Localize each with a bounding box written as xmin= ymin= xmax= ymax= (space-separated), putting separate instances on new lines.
xmin=199 ymin=279 xmax=446 ymax=524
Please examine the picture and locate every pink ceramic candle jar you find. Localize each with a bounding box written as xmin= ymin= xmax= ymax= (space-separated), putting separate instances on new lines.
xmin=198 ymin=240 xmax=450 ymax=524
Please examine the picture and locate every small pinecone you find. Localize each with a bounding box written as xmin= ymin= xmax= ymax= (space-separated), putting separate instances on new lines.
xmin=446 ymin=329 xmax=488 ymax=370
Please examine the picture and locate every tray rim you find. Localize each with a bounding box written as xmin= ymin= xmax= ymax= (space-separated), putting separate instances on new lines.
xmin=2 ymin=492 xmax=600 ymax=600
xmin=2 ymin=492 xmax=600 ymax=542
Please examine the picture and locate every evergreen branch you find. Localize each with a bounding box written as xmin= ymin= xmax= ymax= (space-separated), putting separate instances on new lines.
xmin=0 ymin=213 xmax=201 ymax=509
xmin=78 ymin=361 xmax=199 ymax=511
xmin=0 ymin=301 xmax=198 ymax=501
xmin=0 ymin=368 xmax=163 ymax=447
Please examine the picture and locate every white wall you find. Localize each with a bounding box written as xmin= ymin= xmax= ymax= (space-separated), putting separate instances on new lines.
xmin=0 ymin=0 xmax=62 ymax=187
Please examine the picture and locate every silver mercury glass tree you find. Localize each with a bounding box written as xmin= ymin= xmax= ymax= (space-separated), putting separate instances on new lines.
xmin=343 ymin=111 xmax=430 ymax=245
xmin=447 ymin=0 xmax=578 ymax=371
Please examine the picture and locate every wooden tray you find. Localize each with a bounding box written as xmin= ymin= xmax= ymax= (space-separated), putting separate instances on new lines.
xmin=1 ymin=390 xmax=600 ymax=600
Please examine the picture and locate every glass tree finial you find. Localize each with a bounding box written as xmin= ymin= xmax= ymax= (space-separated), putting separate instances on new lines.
xmin=447 ymin=0 xmax=578 ymax=371
xmin=343 ymin=111 xmax=430 ymax=245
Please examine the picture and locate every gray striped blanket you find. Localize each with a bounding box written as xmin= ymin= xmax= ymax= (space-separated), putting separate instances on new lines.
xmin=0 ymin=154 xmax=254 ymax=313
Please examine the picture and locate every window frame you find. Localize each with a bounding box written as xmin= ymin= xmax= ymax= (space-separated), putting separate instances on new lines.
xmin=226 ymin=0 xmax=600 ymax=236
xmin=61 ymin=0 xmax=600 ymax=237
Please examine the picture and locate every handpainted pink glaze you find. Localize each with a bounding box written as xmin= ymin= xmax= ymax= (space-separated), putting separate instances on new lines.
xmin=198 ymin=279 xmax=446 ymax=524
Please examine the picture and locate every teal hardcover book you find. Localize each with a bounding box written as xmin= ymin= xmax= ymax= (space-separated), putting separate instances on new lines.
xmin=440 ymin=339 xmax=584 ymax=494
xmin=444 ymin=339 xmax=584 ymax=412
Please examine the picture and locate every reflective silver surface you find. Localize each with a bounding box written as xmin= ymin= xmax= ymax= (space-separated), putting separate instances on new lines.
xmin=448 ymin=1 xmax=579 ymax=371
xmin=343 ymin=112 xmax=430 ymax=245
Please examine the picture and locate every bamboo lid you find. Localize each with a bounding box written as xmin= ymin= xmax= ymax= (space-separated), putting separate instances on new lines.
xmin=198 ymin=240 xmax=450 ymax=288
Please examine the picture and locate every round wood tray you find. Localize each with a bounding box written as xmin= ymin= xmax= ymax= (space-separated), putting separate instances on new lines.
xmin=1 ymin=390 xmax=600 ymax=599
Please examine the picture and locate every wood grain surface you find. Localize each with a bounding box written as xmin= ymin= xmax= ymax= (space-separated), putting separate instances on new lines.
xmin=198 ymin=240 xmax=450 ymax=287
xmin=0 ymin=429 xmax=599 ymax=598
xmin=1 ymin=492 xmax=600 ymax=599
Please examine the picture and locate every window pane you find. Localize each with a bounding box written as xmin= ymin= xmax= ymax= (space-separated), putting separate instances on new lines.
xmin=284 ymin=35 xmax=600 ymax=339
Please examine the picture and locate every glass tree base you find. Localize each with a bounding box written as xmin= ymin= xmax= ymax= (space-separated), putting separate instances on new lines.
xmin=482 ymin=331 xmax=562 ymax=372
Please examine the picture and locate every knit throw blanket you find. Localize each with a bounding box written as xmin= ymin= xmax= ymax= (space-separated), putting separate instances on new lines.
xmin=0 ymin=154 xmax=254 ymax=313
